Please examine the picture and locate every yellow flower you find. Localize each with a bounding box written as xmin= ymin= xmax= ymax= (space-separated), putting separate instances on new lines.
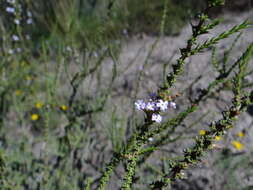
xmin=15 ymin=90 xmax=21 ymax=96
xmin=60 ymin=105 xmax=67 ymax=111
xmin=215 ymin=136 xmax=221 ymax=141
xmin=231 ymin=141 xmax=243 ymax=150
xmin=35 ymin=102 xmax=42 ymax=109
xmin=236 ymin=131 xmax=244 ymax=138
xmin=31 ymin=114 xmax=39 ymax=121
xmin=26 ymin=75 xmax=31 ymax=81
xmin=199 ymin=130 xmax=206 ymax=136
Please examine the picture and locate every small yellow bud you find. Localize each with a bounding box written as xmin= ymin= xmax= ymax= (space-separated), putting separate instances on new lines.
xmin=231 ymin=141 xmax=243 ymax=150
xmin=31 ymin=114 xmax=39 ymax=121
xmin=35 ymin=102 xmax=42 ymax=109
xmin=15 ymin=90 xmax=21 ymax=96
xmin=199 ymin=130 xmax=206 ymax=136
xmin=215 ymin=136 xmax=221 ymax=141
xmin=236 ymin=131 xmax=244 ymax=138
xmin=26 ymin=75 xmax=31 ymax=81
xmin=60 ymin=105 xmax=67 ymax=111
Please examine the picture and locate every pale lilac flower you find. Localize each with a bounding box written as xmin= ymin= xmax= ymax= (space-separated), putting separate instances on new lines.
xmin=156 ymin=99 xmax=168 ymax=112
xmin=25 ymin=34 xmax=30 ymax=40
xmin=66 ymin=46 xmax=72 ymax=51
xmin=152 ymin=113 xmax=162 ymax=123
xmin=6 ymin=7 xmax=15 ymax=13
xmin=12 ymin=35 xmax=19 ymax=41
xmin=7 ymin=0 xmax=15 ymax=3
xmin=122 ymin=29 xmax=128 ymax=36
xmin=146 ymin=102 xmax=156 ymax=111
xmin=16 ymin=47 xmax=22 ymax=52
xmin=148 ymin=137 xmax=154 ymax=142
xmin=92 ymin=51 xmax=98 ymax=58
xmin=138 ymin=65 xmax=144 ymax=71
xmin=168 ymin=102 xmax=176 ymax=109
xmin=8 ymin=49 xmax=14 ymax=54
xmin=135 ymin=100 xmax=146 ymax=111
xmin=27 ymin=18 xmax=33 ymax=24
xmin=27 ymin=11 xmax=32 ymax=17
xmin=14 ymin=19 xmax=20 ymax=25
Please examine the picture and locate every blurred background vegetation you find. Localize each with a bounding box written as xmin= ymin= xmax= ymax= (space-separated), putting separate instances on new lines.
xmin=0 ymin=0 xmax=253 ymax=189
xmin=2 ymin=0 xmax=253 ymax=50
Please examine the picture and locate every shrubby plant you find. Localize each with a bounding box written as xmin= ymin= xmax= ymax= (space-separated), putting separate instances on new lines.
xmin=0 ymin=0 xmax=253 ymax=190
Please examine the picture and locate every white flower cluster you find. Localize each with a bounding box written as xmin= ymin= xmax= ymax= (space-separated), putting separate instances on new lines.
xmin=6 ymin=1 xmax=33 ymax=26
xmin=5 ymin=0 xmax=33 ymax=54
xmin=135 ymin=98 xmax=176 ymax=123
